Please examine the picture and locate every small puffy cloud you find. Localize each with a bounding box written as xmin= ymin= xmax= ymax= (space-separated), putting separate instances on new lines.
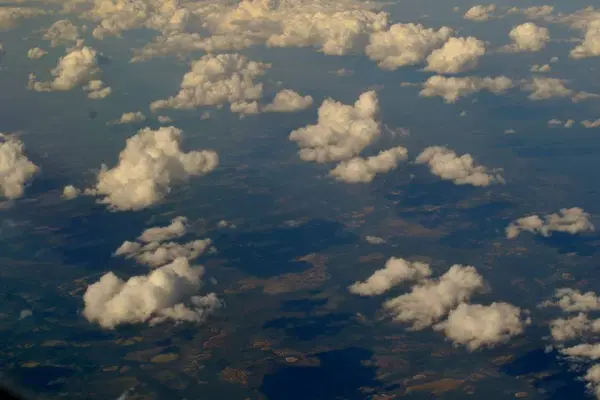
xmin=522 ymin=77 xmax=585 ymax=101
xmin=27 ymin=47 xmax=47 ymax=60
xmin=562 ymin=344 xmax=600 ymax=360
xmin=463 ymin=5 xmax=496 ymax=21
xmin=0 ymin=7 xmax=46 ymax=31
xmin=230 ymin=100 xmax=260 ymax=116
xmin=425 ymin=37 xmax=486 ymax=74
xmin=83 ymin=79 xmax=112 ymax=100
xmin=110 ymin=111 xmax=146 ymax=125
xmin=502 ymin=23 xmax=550 ymax=52
xmin=366 ymin=23 xmax=453 ymax=70
xmin=365 ymin=235 xmax=386 ymax=244
xmin=548 ymin=118 xmax=575 ymax=128
xmin=530 ymin=64 xmax=551 ymax=72
xmin=506 ymin=207 xmax=594 ymax=239
xmin=550 ymin=313 xmax=600 ymax=342
xmin=415 ymin=146 xmax=504 ymax=187
xmin=434 ymin=302 xmax=530 ymax=351
xmin=349 ymin=257 xmax=432 ymax=296
xmin=541 ymin=288 xmax=600 ymax=313
xmin=289 ymin=91 xmax=380 ymax=163
xmin=83 ymin=257 xmax=220 ymax=329
xmin=29 ymin=46 xmax=101 ymax=92
xmin=263 ymin=89 xmax=313 ymax=113
xmin=150 ymin=53 xmax=270 ymax=112
xmin=62 ymin=185 xmax=80 ymax=199
xmin=138 ymin=216 xmax=188 ymax=243
xmin=87 ymin=126 xmax=218 ymax=211
xmin=0 ymin=134 xmax=39 ymax=199
xmin=43 ymin=19 xmax=81 ymax=47
xmin=157 ymin=115 xmax=173 ymax=124
xmin=329 ymin=146 xmax=408 ymax=183
xmin=217 ymin=220 xmax=236 ymax=229
xmin=383 ymin=265 xmax=485 ymax=330
xmin=582 ymin=119 xmax=600 ymax=128
xmin=419 ymin=75 xmax=514 ymax=103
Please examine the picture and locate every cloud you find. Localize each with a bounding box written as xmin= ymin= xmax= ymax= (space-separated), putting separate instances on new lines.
xmin=562 ymin=344 xmax=600 ymax=360
xmin=138 ymin=216 xmax=188 ymax=243
xmin=83 ymin=79 xmax=112 ymax=100
xmin=548 ymin=118 xmax=575 ymax=128
xmin=157 ymin=115 xmax=173 ymax=124
xmin=329 ymin=146 xmax=408 ymax=183
xmin=434 ymin=302 xmax=530 ymax=351
xmin=507 ymin=6 xmax=554 ymax=19
xmin=27 ymin=47 xmax=47 ymax=60
xmin=365 ymin=23 xmax=452 ymax=70
xmin=0 ymin=6 xmax=46 ymax=31
xmin=289 ymin=91 xmax=380 ymax=163
xmin=365 ymin=235 xmax=386 ymax=244
xmin=43 ymin=19 xmax=82 ymax=47
xmin=83 ymin=257 xmax=220 ymax=329
xmin=424 ymin=36 xmax=486 ymax=74
xmin=29 ymin=46 xmax=101 ymax=92
xmin=522 ymin=77 xmax=594 ymax=101
xmin=86 ymin=126 xmax=218 ymax=211
xmin=502 ymin=23 xmax=550 ymax=52
xmin=0 ymin=134 xmax=39 ymax=199
xmin=541 ymin=288 xmax=600 ymax=313
xmin=582 ymin=119 xmax=600 ymax=128
xmin=506 ymin=207 xmax=594 ymax=239
xmin=150 ymin=53 xmax=270 ymax=113
xmin=383 ymin=265 xmax=485 ymax=330
xmin=584 ymin=365 xmax=600 ymax=399
xmin=463 ymin=5 xmax=496 ymax=21
xmin=349 ymin=257 xmax=432 ymax=296
xmin=419 ymin=75 xmax=514 ymax=103
xmin=415 ymin=146 xmax=504 ymax=187
xmin=570 ymin=19 xmax=600 ymax=59
xmin=530 ymin=64 xmax=551 ymax=72
xmin=130 ymin=33 xmax=210 ymax=63
xmin=550 ymin=313 xmax=600 ymax=342
xmin=263 ymin=89 xmax=313 ymax=113
xmin=110 ymin=111 xmax=146 ymax=125
xmin=62 ymin=185 xmax=80 ymax=199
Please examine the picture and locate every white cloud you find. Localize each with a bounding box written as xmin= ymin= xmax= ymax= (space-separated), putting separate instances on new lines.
xmin=425 ymin=37 xmax=486 ymax=74
xmin=230 ymin=100 xmax=260 ymax=115
xmin=582 ymin=119 xmax=600 ymax=128
xmin=43 ymin=19 xmax=81 ymax=47
xmin=365 ymin=235 xmax=386 ymax=244
xmin=541 ymin=288 xmax=600 ymax=313
xmin=419 ymin=75 xmax=514 ymax=103
xmin=27 ymin=47 xmax=47 ymax=60
xmin=130 ymin=33 xmax=209 ymax=63
xmin=463 ymin=5 xmax=496 ymax=21
xmin=289 ymin=91 xmax=380 ymax=163
xmin=383 ymin=265 xmax=485 ymax=330
xmin=506 ymin=207 xmax=594 ymax=239
xmin=530 ymin=64 xmax=551 ymax=73
xmin=507 ymin=6 xmax=554 ymax=19
xmin=0 ymin=134 xmax=39 ymax=199
xmin=86 ymin=126 xmax=218 ymax=211
xmin=349 ymin=257 xmax=432 ymax=296
xmin=434 ymin=302 xmax=530 ymax=351
xmin=83 ymin=257 xmax=220 ymax=329
xmin=157 ymin=115 xmax=173 ymax=124
xmin=0 ymin=6 xmax=45 ymax=31
xmin=521 ymin=77 xmax=595 ymax=102
xmin=415 ymin=146 xmax=504 ymax=187
xmin=83 ymin=79 xmax=112 ymax=100
xmin=110 ymin=111 xmax=146 ymax=125
xmin=150 ymin=53 xmax=270 ymax=112
xmin=217 ymin=220 xmax=236 ymax=229
xmin=138 ymin=216 xmax=188 ymax=243
xmin=584 ymin=365 xmax=600 ymax=399
xmin=562 ymin=344 xmax=600 ymax=360
xmin=550 ymin=313 xmax=600 ymax=342
xmin=571 ymin=19 xmax=600 ymax=59
xmin=548 ymin=118 xmax=575 ymax=128
xmin=62 ymin=185 xmax=79 ymax=199
xmin=29 ymin=46 xmax=101 ymax=92
xmin=263 ymin=89 xmax=313 ymax=113
xmin=502 ymin=23 xmax=550 ymax=52
xmin=365 ymin=23 xmax=453 ymax=70
xmin=329 ymin=146 xmax=408 ymax=183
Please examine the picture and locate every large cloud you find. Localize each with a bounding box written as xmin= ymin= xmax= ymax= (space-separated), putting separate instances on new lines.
xmin=550 ymin=313 xmax=600 ymax=342
xmin=289 ymin=91 xmax=380 ymax=163
xmin=463 ymin=5 xmax=496 ymax=21
xmin=434 ymin=302 xmax=530 ymax=351
xmin=150 ymin=53 xmax=270 ymax=113
xmin=0 ymin=134 xmax=39 ymax=199
xmin=502 ymin=23 xmax=550 ymax=52
xmin=348 ymin=257 xmax=431 ymax=296
xmin=415 ymin=146 xmax=504 ymax=187
xmin=419 ymin=75 xmax=514 ymax=103
xmin=383 ymin=265 xmax=485 ymax=330
xmin=329 ymin=146 xmax=408 ymax=183
xmin=424 ymin=37 xmax=486 ymax=74
xmin=506 ymin=207 xmax=595 ymax=239
xmin=365 ymin=23 xmax=452 ymax=70
xmin=83 ymin=257 xmax=220 ymax=329
xmin=86 ymin=126 xmax=218 ymax=211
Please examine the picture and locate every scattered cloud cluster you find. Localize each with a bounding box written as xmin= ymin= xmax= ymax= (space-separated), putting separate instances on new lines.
xmin=541 ymin=288 xmax=600 ymax=313
xmin=419 ymin=75 xmax=514 ymax=103
xmin=582 ymin=119 xmax=600 ymax=128
xmin=0 ymin=134 xmax=39 ymax=199
xmin=86 ymin=126 xmax=219 ymax=211
xmin=506 ymin=207 xmax=595 ymax=239
xmin=349 ymin=257 xmax=432 ymax=296
xmin=83 ymin=79 xmax=112 ymax=100
xmin=415 ymin=146 xmax=504 ymax=187
xmin=548 ymin=118 xmax=575 ymax=128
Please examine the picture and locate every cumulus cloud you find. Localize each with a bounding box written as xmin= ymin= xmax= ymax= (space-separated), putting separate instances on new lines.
xmin=83 ymin=79 xmax=112 ymax=100
xmin=27 ymin=47 xmax=47 ymax=60
xmin=570 ymin=18 xmax=600 ymax=59
xmin=0 ymin=134 xmax=39 ymax=199
xmin=582 ymin=119 xmax=600 ymax=128
xmin=434 ymin=302 xmax=530 ymax=351
xmin=138 ymin=216 xmax=188 ymax=243
xmin=562 ymin=344 xmax=600 ymax=360
xmin=507 ymin=6 xmax=554 ymax=19
xmin=349 ymin=257 xmax=432 ymax=296
xmin=383 ymin=265 xmax=485 ymax=330
xmin=0 ymin=6 xmax=46 ymax=31
xmin=86 ymin=126 xmax=218 ymax=211
xmin=522 ymin=77 xmax=593 ymax=102
xmin=506 ymin=207 xmax=594 ymax=239
xmin=157 ymin=115 xmax=173 ymax=124
xmin=550 ymin=313 xmax=600 ymax=342
xmin=43 ymin=19 xmax=81 ymax=47
xmin=329 ymin=146 xmax=408 ymax=183
xmin=29 ymin=46 xmax=101 ymax=92
xmin=415 ymin=146 xmax=504 ymax=187
xmin=419 ymin=75 xmax=514 ymax=103
xmin=150 ymin=53 xmax=270 ymax=113
xmin=130 ymin=33 xmax=210 ymax=63
xmin=365 ymin=23 xmax=452 ymax=70
xmin=548 ymin=118 xmax=575 ymax=128
xmin=502 ymin=23 xmax=550 ymax=52
xmin=463 ymin=5 xmax=496 ymax=21
xmin=541 ymin=288 xmax=600 ymax=313
xmin=365 ymin=235 xmax=386 ymax=244
xmin=110 ymin=111 xmax=146 ymax=125
xmin=425 ymin=37 xmax=486 ymax=74
xmin=530 ymin=64 xmax=551 ymax=72
xmin=83 ymin=257 xmax=220 ymax=329
xmin=62 ymin=185 xmax=79 ymax=199
xmin=263 ymin=89 xmax=313 ymax=113
xmin=289 ymin=91 xmax=380 ymax=163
